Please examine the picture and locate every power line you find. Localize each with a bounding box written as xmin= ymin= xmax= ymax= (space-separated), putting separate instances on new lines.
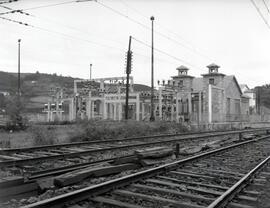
xmin=28 ymin=13 xmax=125 ymax=47
xmin=0 ymin=2 xmax=126 ymax=48
xmin=2 ymin=0 xmax=213 ymax=63
xmin=132 ymin=36 xmax=200 ymax=69
xmin=0 ymin=5 xmax=124 ymax=51
xmin=0 ymin=4 xmax=14 ymax=10
xmin=250 ymin=0 xmax=270 ymax=29
xmin=118 ymin=0 xmax=212 ymax=61
xmin=262 ymin=0 xmax=270 ymax=14
xmin=0 ymin=0 xmax=18 ymax=5
xmin=24 ymin=0 xmax=77 ymax=11
xmin=0 ymin=11 xmax=180 ymax=67
xmin=0 ymin=15 xmax=125 ymax=53
xmin=1 ymin=3 xmax=202 ymax=71
xmin=0 ymin=4 xmax=13 ymax=10
xmin=0 ymin=9 xmax=32 ymax=16
xmin=0 ymin=0 xmax=76 ymax=15
xmin=96 ymin=0 xmax=213 ymax=62
xmin=0 ymin=16 xmax=32 ymax=26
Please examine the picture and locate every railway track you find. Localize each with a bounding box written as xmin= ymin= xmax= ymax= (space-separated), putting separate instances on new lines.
xmin=0 ymin=128 xmax=261 ymax=205
xmin=0 ymin=128 xmax=268 ymax=169
xmin=20 ymin=134 xmax=270 ymax=208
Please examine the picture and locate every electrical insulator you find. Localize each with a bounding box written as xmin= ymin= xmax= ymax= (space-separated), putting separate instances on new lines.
xmin=51 ymin=103 xmax=56 ymax=111
xmin=44 ymin=104 xmax=48 ymax=111
xmin=58 ymin=103 xmax=62 ymax=110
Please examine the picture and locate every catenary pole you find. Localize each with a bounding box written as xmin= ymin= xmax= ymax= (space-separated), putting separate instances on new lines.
xmin=150 ymin=16 xmax=155 ymax=121
xmin=18 ymin=39 xmax=21 ymax=96
xmin=125 ymin=36 xmax=132 ymax=120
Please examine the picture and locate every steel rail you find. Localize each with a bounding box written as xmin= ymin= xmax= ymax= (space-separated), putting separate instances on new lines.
xmin=0 ymin=127 xmax=268 ymax=154
xmin=208 ymin=155 xmax=270 ymax=208
xmin=20 ymin=135 xmax=270 ymax=208
xmin=0 ymin=155 xmax=133 ymax=188
xmin=0 ymin=128 xmax=267 ymax=168
xmin=28 ymin=154 xmax=133 ymax=179
xmin=0 ymin=130 xmax=207 ymax=153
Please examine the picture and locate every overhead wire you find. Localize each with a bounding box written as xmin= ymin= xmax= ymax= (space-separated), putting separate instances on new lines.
xmin=118 ymin=0 xmax=212 ymax=61
xmin=0 ymin=4 xmax=15 ymax=10
xmin=0 ymin=0 xmax=18 ymax=5
xmin=0 ymin=8 xmax=32 ymax=16
xmin=250 ymin=0 xmax=270 ymax=29
xmin=262 ymin=0 xmax=270 ymax=14
xmin=0 ymin=3 xmax=186 ymax=67
xmin=0 ymin=1 xmax=127 ymax=48
xmin=97 ymin=0 xmax=213 ymax=62
xmin=0 ymin=13 xmax=187 ymax=70
xmin=1 ymin=1 xmax=201 ymax=71
xmin=0 ymin=15 xmax=126 ymax=53
xmin=0 ymin=0 xmax=76 ymax=15
xmin=132 ymin=36 xmax=200 ymax=69
xmin=0 ymin=3 xmax=125 ymax=51
xmin=23 ymin=12 xmax=126 ymax=47
xmin=2 ymin=0 xmax=212 ymax=64
xmin=0 ymin=15 xmax=32 ymax=26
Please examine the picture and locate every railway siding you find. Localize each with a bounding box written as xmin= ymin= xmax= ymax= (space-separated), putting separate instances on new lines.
xmin=19 ymin=134 xmax=270 ymax=208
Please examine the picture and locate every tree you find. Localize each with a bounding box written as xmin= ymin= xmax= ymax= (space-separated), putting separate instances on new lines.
xmin=5 ymin=96 xmax=27 ymax=130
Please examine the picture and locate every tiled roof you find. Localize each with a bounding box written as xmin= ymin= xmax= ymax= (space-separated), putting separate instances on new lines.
xmin=207 ymin=63 xmax=220 ymax=68
xmin=176 ymin=65 xmax=189 ymax=71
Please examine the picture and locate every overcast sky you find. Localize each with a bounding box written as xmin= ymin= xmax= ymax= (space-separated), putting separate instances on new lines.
xmin=0 ymin=0 xmax=270 ymax=88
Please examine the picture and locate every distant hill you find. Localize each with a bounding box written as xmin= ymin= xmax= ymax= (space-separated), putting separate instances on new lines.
xmin=0 ymin=71 xmax=151 ymax=113
xmin=0 ymin=71 xmax=18 ymax=92
xmin=0 ymin=71 xmax=76 ymax=94
xmin=0 ymin=71 xmax=78 ymax=112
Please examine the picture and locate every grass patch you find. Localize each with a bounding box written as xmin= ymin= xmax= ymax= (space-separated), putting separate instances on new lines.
xmin=29 ymin=126 xmax=56 ymax=146
xmin=0 ymin=130 xmax=32 ymax=148
xmin=0 ymin=121 xmax=189 ymax=148
xmin=71 ymin=120 xmax=189 ymax=142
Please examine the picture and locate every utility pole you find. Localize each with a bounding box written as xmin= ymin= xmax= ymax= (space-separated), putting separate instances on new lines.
xmin=150 ymin=16 xmax=155 ymax=121
xmin=18 ymin=39 xmax=21 ymax=96
xmin=125 ymin=36 xmax=132 ymax=120
xmin=90 ymin=63 xmax=92 ymax=80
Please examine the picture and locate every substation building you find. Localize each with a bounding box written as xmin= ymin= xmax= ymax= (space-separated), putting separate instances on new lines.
xmin=44 ymin=63 xmax=250 ymax=124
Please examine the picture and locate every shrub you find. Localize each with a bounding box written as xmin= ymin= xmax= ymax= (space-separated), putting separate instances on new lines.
xmin=29 ymin=126 xmax=55 ymax=146
xmin=71 ymin=120 xmax=189 ymax=142
xmin=4 ymin=96 xmax=28 ymax=131
xmin=0 ymin=131 xmax=11 ymax=148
